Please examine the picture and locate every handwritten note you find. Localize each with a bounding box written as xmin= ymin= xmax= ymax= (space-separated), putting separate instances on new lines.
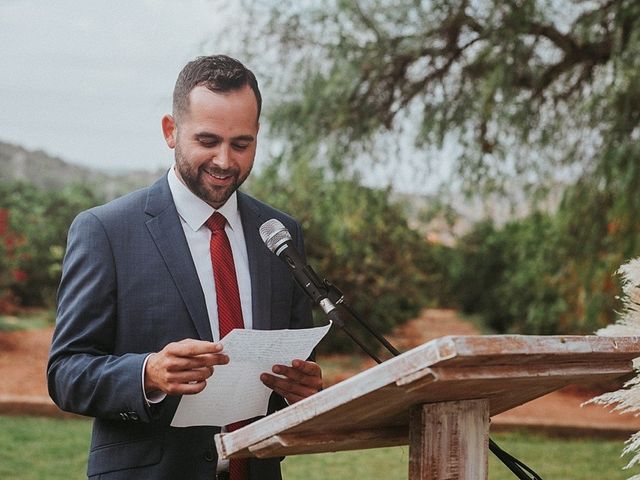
xmin=171 ymin=323 xmax=331 ymax=427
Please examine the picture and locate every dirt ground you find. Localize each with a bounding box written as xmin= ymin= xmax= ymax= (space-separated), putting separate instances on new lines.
xmin=1 ymin=308 xmax=640 ymax=436
xmin=0 ymin=326 xmax=53 ymax=397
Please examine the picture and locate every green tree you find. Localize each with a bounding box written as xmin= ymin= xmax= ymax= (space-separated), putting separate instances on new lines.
xmin=0 ymin=182 xmax=103 ymax=310
xmin=453 ymin=215 xmax=572 ymax=334
xmin=452 ymin=194 xmax=624 ymax=335
xmin=0 ymin=207 xmax=26 ymax=313
xmin=247 ymin=159 xmax=448 ymax=352
xmin=234 ymin=0 xmax=640 ymax=334
xmin=244 ymin=0 xmax=639 ymax=194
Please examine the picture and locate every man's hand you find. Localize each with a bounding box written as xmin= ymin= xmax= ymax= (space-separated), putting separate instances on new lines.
xmin=260 ymin=359 xmax=323 ymax=404
xmin=144 ymin=339 xmax=228 ymax=396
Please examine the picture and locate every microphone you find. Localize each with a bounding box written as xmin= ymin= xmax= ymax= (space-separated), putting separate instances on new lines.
xmin=259 ymin=219 xmax=341 ymax=319
xmin=259 ymin=218 xmax=395 ymax=361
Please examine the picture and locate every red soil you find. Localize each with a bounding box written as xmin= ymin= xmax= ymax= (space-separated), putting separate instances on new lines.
xmin=1 ymin=309 xmax=639 ymax=437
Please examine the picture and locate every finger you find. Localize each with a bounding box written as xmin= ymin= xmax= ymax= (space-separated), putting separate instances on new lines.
xmin=272 ymin=378 xmax=310 ymax=405
xmin=291 ymin=359 xmax=322 ymax=376
xmin=271 ymin=365 xmax=307 ymax=384
xmin=259 ymin=375 xmax=295 ymax=400
xmin=270 ymin=387 xmax=304 ymax=404
xmin=181 ymin=352 xmax=230 ymax=368
xmin=149 ymin=363 xmax=214 ymax=392
xmin=165 ymin=379 xmax=209 ymax=396
xmin=165 ymin=366 xmax=214 ymax=384
xmin=165 ymin=339 xmax=224 ymax=358
xmin=272 ymin=364 xmax=322 ymax=389
xmin=161 ymin=353 xmax=229 ymax=372
xmin=261 ymin=372 xmax=319 ymax=400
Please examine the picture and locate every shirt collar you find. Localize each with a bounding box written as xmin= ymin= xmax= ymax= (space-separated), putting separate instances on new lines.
xmin=167 ymin=166 xmax=242 ymax=233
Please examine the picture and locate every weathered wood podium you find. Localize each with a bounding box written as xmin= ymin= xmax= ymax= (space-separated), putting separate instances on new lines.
xmin=215 ymin=335 xmax=640 ymax=479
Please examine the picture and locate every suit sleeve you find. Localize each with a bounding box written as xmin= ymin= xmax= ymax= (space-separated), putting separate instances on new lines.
xmin=47 ymin=211 xmax=154 ymax=422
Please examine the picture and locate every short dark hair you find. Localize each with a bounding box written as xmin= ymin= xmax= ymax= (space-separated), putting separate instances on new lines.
xmin=172 ymin=55 xmax=262 ymax=121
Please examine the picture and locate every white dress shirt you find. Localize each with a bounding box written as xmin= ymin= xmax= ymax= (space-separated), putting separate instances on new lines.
xmin=167 ymin=166 xmax=253 ymax=338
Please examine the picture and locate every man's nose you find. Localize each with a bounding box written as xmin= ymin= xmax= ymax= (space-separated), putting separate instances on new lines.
xmin=212 ymin=144 xmax=231 ymax=169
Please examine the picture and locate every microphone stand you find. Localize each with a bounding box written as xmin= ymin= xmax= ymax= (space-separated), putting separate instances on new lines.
xmin=320 ymin=280 xmax=543 ymax=480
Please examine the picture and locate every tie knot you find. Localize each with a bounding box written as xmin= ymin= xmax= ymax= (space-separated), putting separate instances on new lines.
xmin=205 ymin=212 xmax=227 ymax=232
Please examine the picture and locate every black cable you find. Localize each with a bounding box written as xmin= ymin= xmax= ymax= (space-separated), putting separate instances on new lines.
xmin=331 ymin=298 xmax=543 ymax=480
xmin=340 ymin=302 xmax=401 ymax=356
xmin=489 ymin=439 xmax=542 ymax=479
xmin=329 ymin=313 xmax=383 ymax=364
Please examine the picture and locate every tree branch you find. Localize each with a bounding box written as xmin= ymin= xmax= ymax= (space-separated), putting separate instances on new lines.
xmin=352 ymin=0 xmax=386 ymax=44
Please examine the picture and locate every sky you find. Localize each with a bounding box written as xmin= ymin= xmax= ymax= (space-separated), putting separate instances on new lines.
xmin=0 ymin=0 xmax=452 ymax=192
xmin=0 ymin=0 xmax=235 ymax=172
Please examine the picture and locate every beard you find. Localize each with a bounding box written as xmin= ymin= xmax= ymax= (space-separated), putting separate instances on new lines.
xmin=174 ymin=143 xmax=252 ymax=208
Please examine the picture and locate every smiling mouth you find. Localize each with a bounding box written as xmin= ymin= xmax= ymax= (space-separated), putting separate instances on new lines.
xmin=203 ymin=168 xmax=235 ymax=182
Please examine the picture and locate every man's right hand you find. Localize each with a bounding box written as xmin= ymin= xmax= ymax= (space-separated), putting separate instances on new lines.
xmin=144 ymin=339 xmax=228 ymax=396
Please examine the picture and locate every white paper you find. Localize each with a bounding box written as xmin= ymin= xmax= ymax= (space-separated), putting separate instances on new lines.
xmin=171 ymin=322 xmax=331 ymax=427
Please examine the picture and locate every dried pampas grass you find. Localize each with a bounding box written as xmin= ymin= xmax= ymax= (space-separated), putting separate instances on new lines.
xmin=589 ymin=257 xmax=640 ymax=477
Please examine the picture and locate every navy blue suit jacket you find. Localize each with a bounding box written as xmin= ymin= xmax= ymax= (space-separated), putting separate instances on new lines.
xmin=47 ymin=175 xmax=313 ymax=479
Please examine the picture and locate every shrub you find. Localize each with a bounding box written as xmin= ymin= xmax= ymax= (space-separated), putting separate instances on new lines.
xmin=0 ymin=182 xmax=103 ymax=310
xmin=247 ymin=161 xmax=446 ymax=353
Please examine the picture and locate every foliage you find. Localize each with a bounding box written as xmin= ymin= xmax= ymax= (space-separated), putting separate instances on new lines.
xmin=451 ymin=190 xmax=627 ymax=335
xmin=452 ymin=214 xmax=567 ymax=334
xmin=0 ymin=208 xmax=26 ymax=313
xmin=0 ymin=182 xmax=103 ymax=312
xmin=0 ymin=174 xmax=440 ymax=351
xmin=232 ymin=0 xmax=640 ymax=337
xmin=247 ymin=159 xmax=447 ymax=353
xmin=243 ymin=0 xmax=640 ymax=194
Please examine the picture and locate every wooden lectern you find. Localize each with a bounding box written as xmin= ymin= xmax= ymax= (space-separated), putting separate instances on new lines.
xmin=215 ymin=335 xmax=640 ymax=479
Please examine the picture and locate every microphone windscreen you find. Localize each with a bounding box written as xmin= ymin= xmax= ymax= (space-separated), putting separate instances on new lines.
xmin=259 ymin=219 xmax=292 ymax=253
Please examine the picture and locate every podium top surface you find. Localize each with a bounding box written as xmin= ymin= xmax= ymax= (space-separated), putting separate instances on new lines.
xmin=215 ymin=335 xmax=640 ymax=459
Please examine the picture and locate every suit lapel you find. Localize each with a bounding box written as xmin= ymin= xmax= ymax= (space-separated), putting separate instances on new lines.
xmin=144 ymin=176 xmax=213 ymax=341
xmin=238 ymin=192 xmax=272 ymax=331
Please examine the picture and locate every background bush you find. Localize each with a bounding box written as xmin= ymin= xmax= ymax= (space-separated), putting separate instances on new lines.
xmin=451 ymin=180 xmax=634 ymax=335
xmin=0 ymin=182 xmax=104 ymax=313
xmin=247 ymin=160 xmax=450 ymax=353
xmin=0 ymin=175 xmax=449 ymax=354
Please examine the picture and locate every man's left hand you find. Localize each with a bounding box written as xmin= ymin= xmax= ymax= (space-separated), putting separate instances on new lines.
xmin=260 ymin=359 xmax=323 ymax=404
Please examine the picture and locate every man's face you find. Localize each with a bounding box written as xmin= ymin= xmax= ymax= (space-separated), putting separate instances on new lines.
xmin=162 ymin=84 xmax=259 ymax=208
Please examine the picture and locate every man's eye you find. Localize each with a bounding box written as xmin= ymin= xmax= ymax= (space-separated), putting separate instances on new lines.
xmin=233 ymin=143 xmax=250 ymax=150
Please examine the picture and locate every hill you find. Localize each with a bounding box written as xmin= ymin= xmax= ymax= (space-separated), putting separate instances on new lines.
xmin=0 ymin=139 xmax=562 ymax=244
xmin=0 ymin=140 xmax=166 ymax=198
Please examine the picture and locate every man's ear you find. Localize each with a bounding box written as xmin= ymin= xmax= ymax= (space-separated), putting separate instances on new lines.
xmin=161 ymin=114 xmax=177 ymax=149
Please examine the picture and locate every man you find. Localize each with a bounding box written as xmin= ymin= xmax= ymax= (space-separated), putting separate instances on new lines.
xmin=47 ymin=55 xmax=322 ymax=480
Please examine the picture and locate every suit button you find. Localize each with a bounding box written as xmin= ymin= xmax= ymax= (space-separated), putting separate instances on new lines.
xmin=203 ymin=450 xmax=215 ymax=462
xmin=128 ymin=412 xmax=139 ymax=421
xmin=120 ymin=412 xmax=129 ymax=421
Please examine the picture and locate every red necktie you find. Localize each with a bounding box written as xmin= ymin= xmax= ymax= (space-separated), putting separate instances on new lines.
xmin=205 ymin=212 xmax=249 ymax=480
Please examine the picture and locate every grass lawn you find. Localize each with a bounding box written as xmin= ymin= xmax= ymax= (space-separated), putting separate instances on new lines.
xmin=1 ymin=416 xmax=639 ymax=479
xmin=0 ymin=416 xmax=91 ymax=480
xmin=284 ymin=430 xmax=640 ymax=479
